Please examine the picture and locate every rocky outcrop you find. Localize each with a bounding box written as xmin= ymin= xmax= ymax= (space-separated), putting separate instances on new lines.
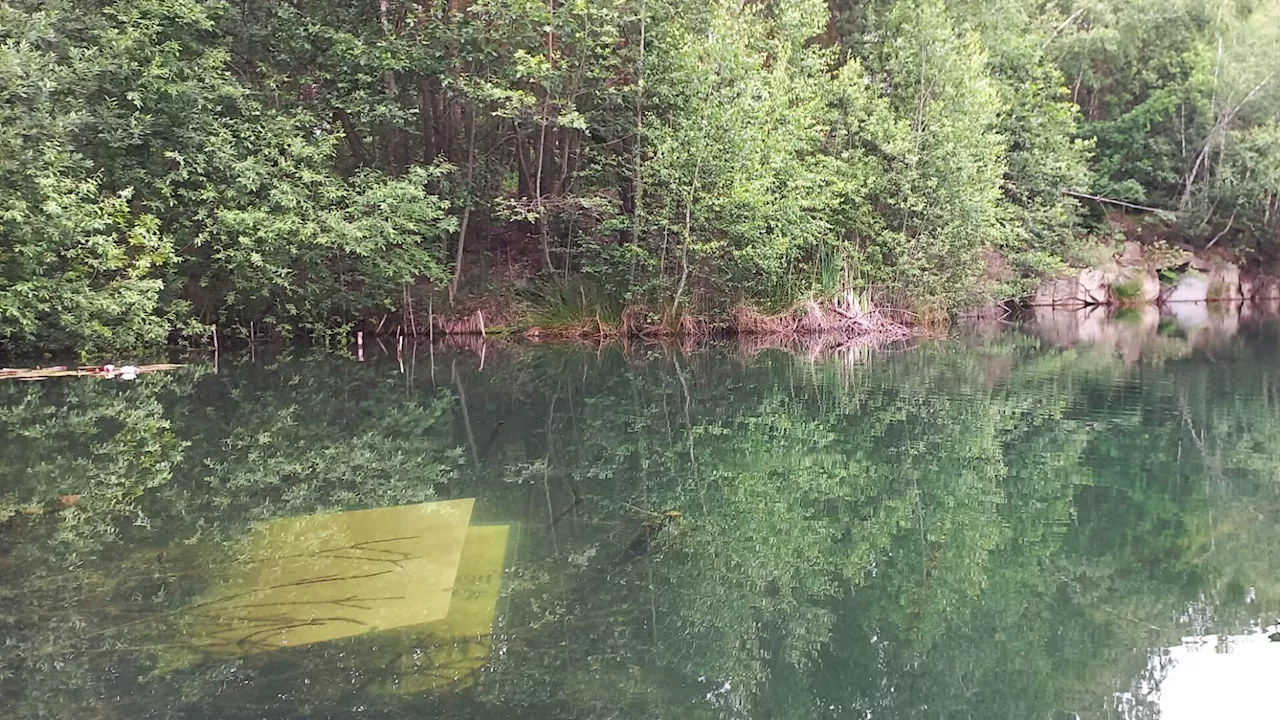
xmin=1160 ymin=272 xmax=1209 ymax=304
xmin=1031 ymin=274 xmax=1093 ymax=307
xmin=1244 ymin=274 xmax=1280 ymax=299
xmin=1029 ymin=267 xmax=1115 ymax=306
xmin=1109 ymin=266 xmax=1161 ymax=304
xmin=1030 ymin=245 xmax=1279 ymax=309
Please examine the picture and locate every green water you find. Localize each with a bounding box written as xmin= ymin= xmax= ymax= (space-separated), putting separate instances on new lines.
xmin=3 ymin=312 xmax=1280 ymax=719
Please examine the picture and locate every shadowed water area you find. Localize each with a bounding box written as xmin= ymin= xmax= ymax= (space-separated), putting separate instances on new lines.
xmin=3 ymin=309 xmax=1280 ymax=719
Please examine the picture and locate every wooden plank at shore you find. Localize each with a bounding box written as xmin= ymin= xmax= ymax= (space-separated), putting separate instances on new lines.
xmin=0 ymin=364 xmax=186 ymax=381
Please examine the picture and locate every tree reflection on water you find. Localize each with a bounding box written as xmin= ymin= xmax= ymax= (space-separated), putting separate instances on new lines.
xmin=3 ymin=319 xmax=1280 ymax=718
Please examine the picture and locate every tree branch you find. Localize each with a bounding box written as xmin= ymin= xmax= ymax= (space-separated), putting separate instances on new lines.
xmin=1062 ymin=190 xmax=1178 ymax=216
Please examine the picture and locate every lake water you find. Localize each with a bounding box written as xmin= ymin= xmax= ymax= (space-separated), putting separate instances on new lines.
xmin=3 ymin=306 xmax=1280 ymax=719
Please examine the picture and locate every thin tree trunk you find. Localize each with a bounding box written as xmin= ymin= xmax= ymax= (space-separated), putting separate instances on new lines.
xmin=1041 ymin=7 xmax=1085 ymax=49
xmin=451 ymin=207 xmax=472 ymax=304
xmin=1062 ymin=190 xmax=1177 ymax=216
xmin=1180 ymin=73 xmax=1273 ymax=208
xmin=633 ymin=0 xmax=646 ymax=247
xmin=554 ymin=127 xmax=574 ymax=195
xmin=535 ymin=97 xmax=553 ymax=271
xmin=1206 ymin=208 xmax=1236 ymax=250
xmin=659 ymin=227 xmax=669 ymax=281
xmin=671 ymin=156 xmax=701 ymax=315
xmin=434 ymin=86 xmax=450 ymax=160
xmin=1179 ymin=103 xmax=1186 ymax=160
xmin=536 ymin=0 xmax=556 ymax=271
xmin=450 ymin=101 xmax=479 ymax=303
xmin=907 ymin=42 xmax=928 ymax=237
xmin=419 ymin=78 xmax=436 ymax=162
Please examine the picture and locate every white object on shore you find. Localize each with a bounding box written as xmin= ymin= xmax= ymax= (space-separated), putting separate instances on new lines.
xmin=119 ymin=365 xmax=138 ymax=380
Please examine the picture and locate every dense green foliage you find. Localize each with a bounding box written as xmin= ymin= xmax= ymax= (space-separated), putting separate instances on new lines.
xmin=1055 ymin=1 xmax=1280 ymax=235
xmin=2 ymin=0 xmax=1279 ymax=352
xmin=3 ymin=325 xmax=1280 ymax=717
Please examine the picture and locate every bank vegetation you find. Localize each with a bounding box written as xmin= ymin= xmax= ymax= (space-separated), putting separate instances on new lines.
xmin=3 ymin=0 xmax=1280 ymax=353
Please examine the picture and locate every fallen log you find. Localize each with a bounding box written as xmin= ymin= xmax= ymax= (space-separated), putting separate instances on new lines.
xmin=0 ymin=363 xmax=185 ymax=382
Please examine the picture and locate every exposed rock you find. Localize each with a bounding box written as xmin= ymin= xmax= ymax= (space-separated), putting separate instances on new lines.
xmin=1119 ymin=241 xmax=1146 ymax=266
xmin=1028 ymin=246 xmax=1272 ymax=308
xmin=1161 ymin=273 xmax=1209 ymax=304
xmin=1109 ymin=267 xmax=1160 ymax=305
xmin=1240 ymin=273 xmax=1260 ymax=299
xmin=1029 ymin=268 xmax=1114 ymax=306
xmin=1189 ymin=254 xmax=1242 ymax=301
xmin=1249 ymin=275 xmax=1280 ymax=299
xmin=1027 ymin=282 xmax=1054 ymax=307
xmin=1029 ymin=275 xmax=1088 ymax=307
xmin=1214 ymin=273 xmax=1241 ymax=301
xmin=1078 ymin=268 xmax=1109 ymax=305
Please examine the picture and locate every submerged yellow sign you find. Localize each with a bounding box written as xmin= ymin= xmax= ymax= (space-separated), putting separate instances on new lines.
xmin=385 ymin=523 xmax=510 ymax=693
xmin=182 ymin=499 xmax=506 ymax=656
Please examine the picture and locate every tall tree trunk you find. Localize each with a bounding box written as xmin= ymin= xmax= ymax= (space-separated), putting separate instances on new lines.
xmin=538 ymin=213 xmax=553 ymax=273
xmin=334 ymin=108 xmax=368 ymax=165
xmin=386 ymin=71 xmax=408 ymax=175
xmin=448 ymin=100 xmax=465 ymax=161
xmin=551 ymin=127 xmax=579 ymax=197
xmin=514 ymin=126 xmax=534 ymax=199
xmin=419 ymin=78 xmax=437 ymax=162
xmin=379 ymin=0 xmax=403 ymax=175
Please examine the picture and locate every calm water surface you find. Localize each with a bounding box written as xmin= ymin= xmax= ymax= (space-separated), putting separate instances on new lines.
xmin=3 ymin=309 xmax=1280 ymax=719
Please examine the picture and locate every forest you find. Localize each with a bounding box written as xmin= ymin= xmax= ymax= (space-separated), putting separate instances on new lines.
xmin=3 ymin=0 xmax=1280 ymax=353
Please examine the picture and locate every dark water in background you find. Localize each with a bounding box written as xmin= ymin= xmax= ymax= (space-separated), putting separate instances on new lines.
xmin=3 ymin=306 xmax=1280 ymax=719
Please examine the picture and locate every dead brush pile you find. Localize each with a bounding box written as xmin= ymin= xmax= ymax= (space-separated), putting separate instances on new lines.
xmin=732 ymin=291 xmax=917 ymax=344
xmin=436 ymin=310 xmax=487 ymax=335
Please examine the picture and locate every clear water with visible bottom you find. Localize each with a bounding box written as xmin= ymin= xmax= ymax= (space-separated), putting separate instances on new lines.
xmin=3 ymin=306 xmax=1279 ymax=719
